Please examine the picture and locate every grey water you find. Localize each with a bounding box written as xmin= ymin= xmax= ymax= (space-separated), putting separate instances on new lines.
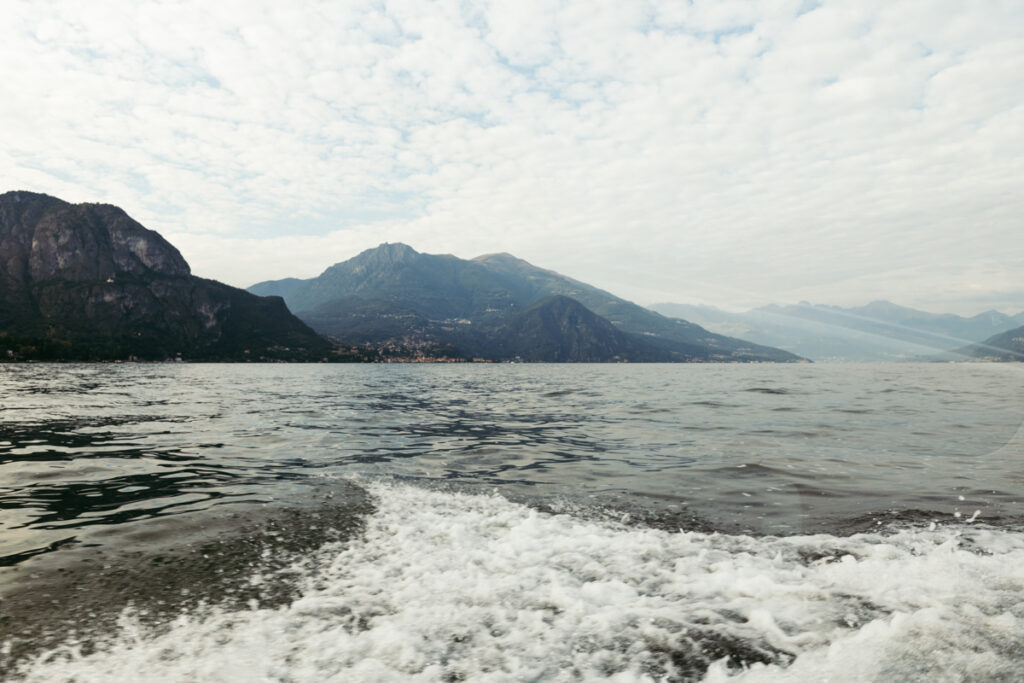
xmin=2 ymin=362 xmax=1024 ymax=681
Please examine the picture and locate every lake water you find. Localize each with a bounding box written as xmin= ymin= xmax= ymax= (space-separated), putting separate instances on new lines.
xmin=2 ymin=362 xmax=1024 ymax=681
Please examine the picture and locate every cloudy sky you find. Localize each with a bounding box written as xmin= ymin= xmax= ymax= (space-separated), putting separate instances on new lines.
xmin=2 ymin=0 xmax=1021 ymax=314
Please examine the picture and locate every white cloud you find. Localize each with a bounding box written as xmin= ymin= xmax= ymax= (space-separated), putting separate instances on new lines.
xmin=0 ymin=0 xmax=1021 ymax=315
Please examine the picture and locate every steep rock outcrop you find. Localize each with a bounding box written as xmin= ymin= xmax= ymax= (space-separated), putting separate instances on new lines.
xmin=0 ymin=191 xmax=329 ymax=361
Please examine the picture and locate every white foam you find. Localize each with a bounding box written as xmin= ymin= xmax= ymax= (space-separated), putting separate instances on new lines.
xmin=15 ymin=481 xmax=1024 ymax=682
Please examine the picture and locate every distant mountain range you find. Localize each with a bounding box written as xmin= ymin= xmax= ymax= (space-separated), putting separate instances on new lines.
xmin=5 ymin=190 xmax=1017 ymax=364
xmin=649 ymin=301 xmax=1024 ymax=362
xmin=0 ymin=191 xmax=329 ymax=361
xmin=250 ymin=243 xmax=804 ymax=362
xmin=0 ymin=193 xmax=801 ymax=363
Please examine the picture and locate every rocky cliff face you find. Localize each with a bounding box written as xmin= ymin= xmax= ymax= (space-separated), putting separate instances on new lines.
xmin=0 ymin=191 xmax=329 ymax=361
xmin=1 ymin=191 xmax=190 ymax=284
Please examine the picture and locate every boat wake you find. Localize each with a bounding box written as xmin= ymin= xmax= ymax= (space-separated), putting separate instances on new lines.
xmin=10 ymin=480 xmax=1024 ymax=682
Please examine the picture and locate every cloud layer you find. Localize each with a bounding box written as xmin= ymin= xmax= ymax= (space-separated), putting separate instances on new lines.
xmin=2 ymin=0 xmax=1022 ymax=313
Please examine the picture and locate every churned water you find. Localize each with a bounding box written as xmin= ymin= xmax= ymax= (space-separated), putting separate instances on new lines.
xmin=2 ymin=362 xmax=1023 ymax=681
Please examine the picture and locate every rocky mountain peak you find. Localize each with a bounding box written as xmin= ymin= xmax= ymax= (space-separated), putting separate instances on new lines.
xmin=473 ymin=252 xmax=517 ymax=262
xmin=0 ymin=191 xmax=190 ymax=284
xmin=358 ymin=242 xmax=418 ymax=266
xmin=1 ymin=190 xmax=328 ymax=361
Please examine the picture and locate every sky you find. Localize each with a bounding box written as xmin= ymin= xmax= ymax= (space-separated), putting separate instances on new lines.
xmin=2 ymin=0 xmax=1022 ymax=315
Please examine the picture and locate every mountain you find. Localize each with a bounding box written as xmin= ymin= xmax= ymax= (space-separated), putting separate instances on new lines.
xmin=0 ymin=191 xmax=330 ymax=361
xmin=250 ymin=244 xmax=803 ymax=362
xmin=251 ymin=243 xmax=519 ymax=321
xmin=299 ymin=296 xmax=435 ymax=344
xmin=469 ymin=253 xmax=727 ymax=352
xmin=957 ymin=325 xmax=1024 ymax=361
xmin=650 ymin=301 xmax=1024 ymax=362
xmin=481 ymin=296 xmax=675 ymax=362
xmin=299 ymin=294 xmax=679 ymax=362
xmin=827 ymin=301 xmax=1020 ymax=342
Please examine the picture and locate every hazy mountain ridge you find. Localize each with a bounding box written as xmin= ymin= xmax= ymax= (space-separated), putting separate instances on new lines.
xmin=649 ymin=301 xmax=1024 ymax=362
xmin=4 ymin=188 xmax=1008 ymax=364
xmin=468 ymin=252 xmax=739 ymax=354
xmin=0 ymin=191 xmax=330 ymax=361
xmin=774 ymin=301 xmax=1022 ymax=343
xmin=957 ymin=325 xmax=1024 ymax=361
xmin=251 ymin=244 xmax=803 ymax=362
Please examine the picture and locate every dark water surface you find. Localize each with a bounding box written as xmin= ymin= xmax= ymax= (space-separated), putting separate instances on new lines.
xmin=2 ymin=362 xmax=1024 ymax=681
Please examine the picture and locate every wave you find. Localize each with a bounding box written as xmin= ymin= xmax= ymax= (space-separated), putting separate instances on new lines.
xmin=10 ymin=481 xmax=1024 ymax=682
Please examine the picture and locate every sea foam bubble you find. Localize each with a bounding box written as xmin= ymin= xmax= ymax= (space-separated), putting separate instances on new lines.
xmin=14 ymin=480 xmax=1024 ymax=682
